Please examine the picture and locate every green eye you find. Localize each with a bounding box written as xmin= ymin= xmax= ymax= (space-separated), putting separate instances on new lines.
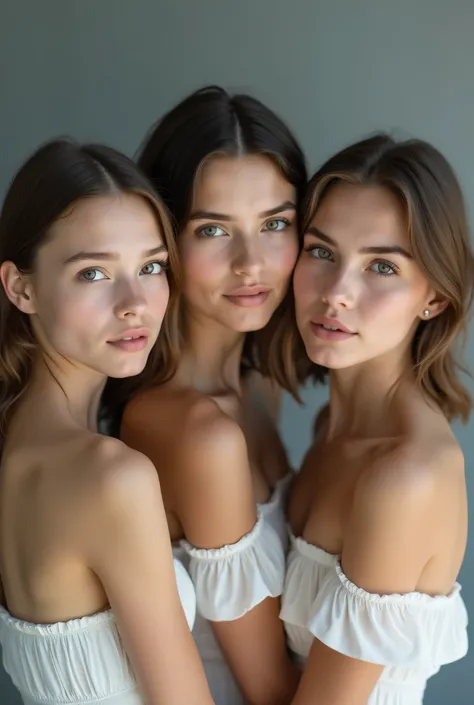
xmin=199 ymin=225 xmax=226 ymax=238
xmin=264 ymin=218 xmax=288 ymax=232
xmin=141 ymin=261 xmax=168 ymax=275
xmin=79 ymin=269 xmax=106 ymax=282
xmin=310 ymin=246 xmax=333 ymax=260
xmin=370 ymin=261 xmax=396 ymax=276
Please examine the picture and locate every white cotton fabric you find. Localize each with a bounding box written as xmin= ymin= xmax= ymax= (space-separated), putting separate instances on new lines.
xmin=0 ymin=558 xmax=196 ymax=705
xmin=173 ymin=473 xmax=292 ymax=705
xmin=281 ymin=531 xmax=469 ymax=705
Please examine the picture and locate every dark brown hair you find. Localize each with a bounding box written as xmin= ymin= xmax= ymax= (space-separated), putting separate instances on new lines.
xmin=272 ymin=134 xmax=474 ymax=421
xmin=0 ymin=138 xmax=179 ymax=449
xmin=104 ymin=85 xmax=307 ymax=412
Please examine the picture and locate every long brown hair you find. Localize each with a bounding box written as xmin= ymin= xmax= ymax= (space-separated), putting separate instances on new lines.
xmin=271 ymin=134 xmax=474 ymax=421
xmin=0 ymin=138 xmax=179 ymax=450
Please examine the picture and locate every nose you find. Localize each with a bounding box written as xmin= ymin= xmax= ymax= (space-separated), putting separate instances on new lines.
xmin=113 ymin=278 xmax=148 ymax=319
xmin=232 ymin=235 xmax=265 ymax=280
xmin=322 ymin=265 xmax=357 ymax=310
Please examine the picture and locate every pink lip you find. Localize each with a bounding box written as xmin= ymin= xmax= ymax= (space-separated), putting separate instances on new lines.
xmin=224 ymin=286 xmax=271 ymax=308
xmin=107 ymin=328 xmax=150 ymax=352
xmin=310 ymin=316 xmax=356 ymax=342
xmin=227 ymin=286 xmax=271 ymax=296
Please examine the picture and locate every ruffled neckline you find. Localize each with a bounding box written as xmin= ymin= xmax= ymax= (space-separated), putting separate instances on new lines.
xmin=0 ymin=604 xmax=114 ymax=636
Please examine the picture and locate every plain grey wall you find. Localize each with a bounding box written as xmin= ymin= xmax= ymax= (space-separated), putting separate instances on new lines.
xmin=0 ymin=1 xmax=472 ymax=703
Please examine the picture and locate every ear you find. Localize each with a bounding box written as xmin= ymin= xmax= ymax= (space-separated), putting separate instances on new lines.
xmin=419 ymin=292 xmax=448 ymax=322
xmin=0 ymin=261 xmax=37 ymax=315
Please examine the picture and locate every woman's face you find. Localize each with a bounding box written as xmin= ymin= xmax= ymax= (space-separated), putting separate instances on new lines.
xmin=293 ymin=182 xmax=444 ymax=371
xmin=178 ymin=154 xmax=299 ymax=332
xmin=2 ymin=193 xmax=171 ymax=379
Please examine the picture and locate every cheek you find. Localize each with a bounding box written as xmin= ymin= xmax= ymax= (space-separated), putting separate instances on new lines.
xmin=264 ymin=236 xmax=299 ymax=278
xmin=293 ymin=258 xmax=319 ymax=309
xmin=147 ymin=277 xmax=170 ymax=320
xmin=360 ymin=280 xmax=423 ymax=329
xmin=180 ymin=243 xmax=229 ymax=295
xmin=32 ymin=281 xmax=104 ymax=355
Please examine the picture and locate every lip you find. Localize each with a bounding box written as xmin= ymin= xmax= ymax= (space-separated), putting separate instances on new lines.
xmin=107 ymin=328 xmax=151 ymax=352
xmin=226 ymin=285 xmax=271 ymax=296
xmin=311 ymin=317 xmax=354 ymax=334
xmin=310 ymin=316 xmax=356 ymax=342
xmin=224 ymin=285 xmax=271 ymax=308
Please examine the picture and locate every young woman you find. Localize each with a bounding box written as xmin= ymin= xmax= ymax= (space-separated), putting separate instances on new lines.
xmin=0 ymin=139 xmax=214 ymax=705
xmin=279 ymin=135 xmax=470 ymax=705
xmin=113 ymin=86 xmax=307 ymax=705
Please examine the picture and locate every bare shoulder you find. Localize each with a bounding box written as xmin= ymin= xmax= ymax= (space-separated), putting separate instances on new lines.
xmin=121 ymin=384 xmax=169 ymax=434
xmin=126 ymin=387 xmax=248 ymax=482
xmin=356 ymin=424 xmax=464 ymax=517
xmin=341 ymin=422 xmax=465 ymax=593
xmin=123 ymin=385 xmax=244 ymax=445
xmin=75 ymin=434 xmax=161 ymax=511
xmin=173 ymin=393 xmax=248 ymax=473
xmin=156 ymin=393 xmax=255 ymax=547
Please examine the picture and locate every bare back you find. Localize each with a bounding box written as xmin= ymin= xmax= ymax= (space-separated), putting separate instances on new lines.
xmin=0 ymin=394 xmax=119 ymax=623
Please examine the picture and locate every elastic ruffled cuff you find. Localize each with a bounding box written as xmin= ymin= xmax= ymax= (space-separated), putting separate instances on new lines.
xmin=306 ymin=565 xmax=468 ymax=667
xmin=181 ymin=509 xmax=285 ymax=621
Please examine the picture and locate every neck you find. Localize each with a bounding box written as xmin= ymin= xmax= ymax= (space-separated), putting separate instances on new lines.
xmin=175 ymin=307 xmax=246 ymax=396
xmin=28 ymin=354 xmax=106 ymax=432
xmin=327 ymin=344 xmax=414 ymax=440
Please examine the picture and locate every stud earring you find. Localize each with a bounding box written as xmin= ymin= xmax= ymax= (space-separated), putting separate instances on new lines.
xmin=423 ymin=309 xmax=430 ymax=317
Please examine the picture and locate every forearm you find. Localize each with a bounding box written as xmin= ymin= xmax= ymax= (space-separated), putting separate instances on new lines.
xmin=212 ymin=597 xmax=299 ymax=705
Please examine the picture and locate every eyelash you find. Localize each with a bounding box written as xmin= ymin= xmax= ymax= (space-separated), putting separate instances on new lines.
xmin=196 ymin=217 xmax=292 ymax=238
xmin=78 ymin=259 xmax=169 ymax=283
xmin=304 ymin=245 xmax=399 ymax=277
xmin=263 ymin=217 xmax=291 ymax=232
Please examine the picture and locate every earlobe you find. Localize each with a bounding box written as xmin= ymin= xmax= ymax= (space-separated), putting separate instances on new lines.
xmin=0 ymin=261 xmax=36 ymax=315
xmin=421 ymin=296 xmax=448 ymax=321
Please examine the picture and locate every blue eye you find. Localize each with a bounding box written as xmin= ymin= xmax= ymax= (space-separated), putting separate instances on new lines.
xmin=140 ymin=261 xmax=168 ymax=275
xmin=79 ymin=269 xmax=107 ymax=282
xmin=264 ymin=218 xmax=289 ymax=232
xmin=369 ymin=261 xmax=397 ymax=276
xmin=306 ymin=246 xmax=334 ymax=261
xmin=198 ymin=225 xmax=226 ymax=238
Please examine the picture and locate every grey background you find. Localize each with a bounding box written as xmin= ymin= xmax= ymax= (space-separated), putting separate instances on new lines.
xmin=0 ymin=1 xmax=472 ymax=703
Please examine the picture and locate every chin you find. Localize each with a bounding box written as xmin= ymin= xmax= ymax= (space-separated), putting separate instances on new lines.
xmin=106 ymin=360 xmax=149 ymax=379
xmin=302 ymin=342 xmax=349 ymax=370
xmin=227 ymin=311 xmax=274 ymax=333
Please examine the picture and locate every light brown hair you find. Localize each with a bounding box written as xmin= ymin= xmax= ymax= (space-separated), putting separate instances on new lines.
xmin=270 ymin=134 xmax=474 ymax=421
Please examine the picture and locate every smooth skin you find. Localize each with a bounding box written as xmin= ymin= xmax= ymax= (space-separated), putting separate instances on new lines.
xmin=289 ymin=183 xmax=467 ymax=705
xmin=122 ymin=155 xmax=300 ymax=705
xmin=0 ymin=194 xmax=214 ymax=705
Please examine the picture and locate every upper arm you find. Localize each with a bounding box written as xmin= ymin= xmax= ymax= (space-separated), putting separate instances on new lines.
xmin=293 ymin=449 xmax=449 ymax=705
xmin=341 ymin=453 xmax=439 ymax=594
xmin=175 ymin=405 xmax=297 ymax=703
xmin=125 ymin=401 xmax=296 ymax=704
xmin=122 ymin=396 xmax=257 ymax=548
xmin=171 ymin=404 xmax=257 ymax=549
xmin=85 ymin=447 xmax=212 ymax=705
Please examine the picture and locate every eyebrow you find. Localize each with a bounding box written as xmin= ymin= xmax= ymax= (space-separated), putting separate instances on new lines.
xmin=64 ymin=244 xmax=168 ymax=265
xmin=189 ymin=200 xmax=297 ymax=221
xmin=305 ymin=226 xmax=413 ymax=260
